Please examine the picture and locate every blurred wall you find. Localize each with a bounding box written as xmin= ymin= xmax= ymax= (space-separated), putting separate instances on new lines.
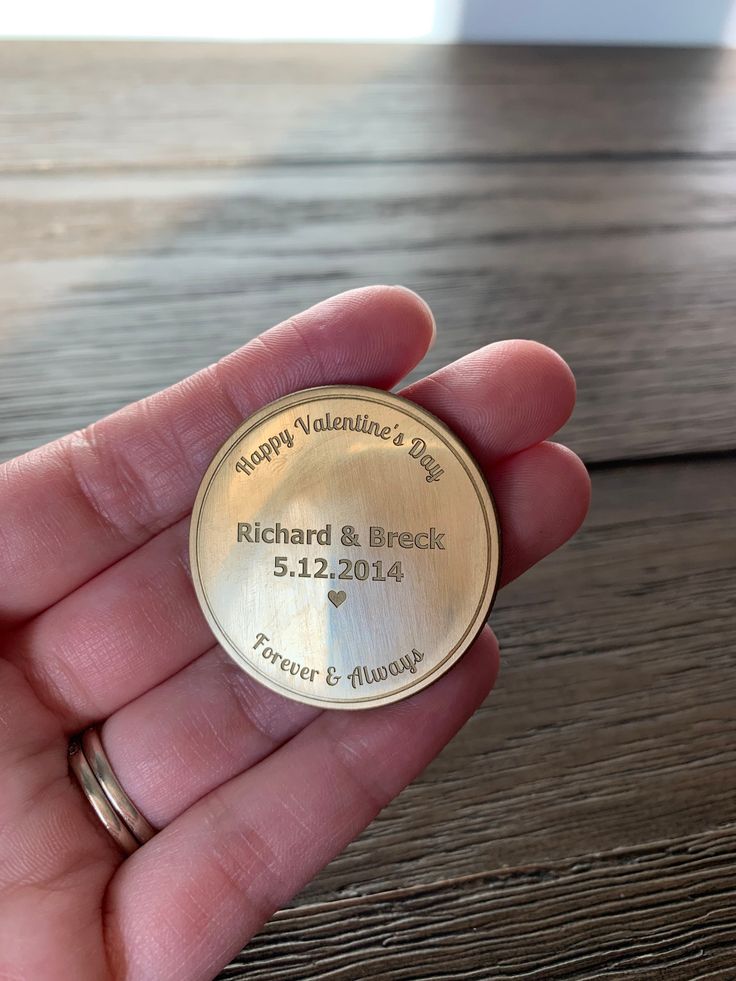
xmin=453 ymin=0 xmax=736 ymax=46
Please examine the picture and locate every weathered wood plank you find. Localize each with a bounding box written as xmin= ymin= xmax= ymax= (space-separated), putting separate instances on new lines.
xmin=1 ymin=161 xmax=735 ymax=463
xmin=221 ymin=825 xmax=736 ymax=980
xmin=4 ymin=159 xmax=736 ymax=263
xmin=290 ymin=458 xmax=736 ymax=904
xmin=2 ymin=43 xmax=736 ymax=172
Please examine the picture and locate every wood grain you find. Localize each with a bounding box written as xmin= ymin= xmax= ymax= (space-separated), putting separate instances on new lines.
xmin=222 ymin=826 xmax=736 ymax=979
xmin=2 ymin=159 xmax=736 ymax=463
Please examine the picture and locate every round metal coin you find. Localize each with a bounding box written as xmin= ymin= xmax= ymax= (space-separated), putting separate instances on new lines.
xmin=190 ymin=385 xmax=501 ymax=709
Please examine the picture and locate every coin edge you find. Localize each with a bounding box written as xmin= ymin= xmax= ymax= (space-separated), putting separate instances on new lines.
xmin=189 ymin=384 xmax=502 ymax=710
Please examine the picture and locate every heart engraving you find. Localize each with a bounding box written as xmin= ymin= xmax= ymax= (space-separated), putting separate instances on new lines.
xmin=328 ymin=589 xmax=347 ymax=609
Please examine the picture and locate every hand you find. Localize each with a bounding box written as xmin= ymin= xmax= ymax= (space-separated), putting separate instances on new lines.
xmin=0 ymin=287 xmax=589 ymax=980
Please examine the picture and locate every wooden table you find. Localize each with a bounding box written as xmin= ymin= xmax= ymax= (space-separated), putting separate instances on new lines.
xmin=2 ymin=42 xmax=735 ymax=978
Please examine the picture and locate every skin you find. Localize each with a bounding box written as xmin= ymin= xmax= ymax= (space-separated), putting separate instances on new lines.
xmin=0 ymin=286 xmax=590 ymax=980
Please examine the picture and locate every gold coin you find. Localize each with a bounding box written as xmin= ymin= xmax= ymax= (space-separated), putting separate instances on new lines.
xmin=190 ymin=385 xmax=501 ymax=709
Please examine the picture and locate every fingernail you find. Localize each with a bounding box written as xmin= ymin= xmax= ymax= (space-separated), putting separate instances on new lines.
xmin=392 ymin=285 xmax=437 ymax=350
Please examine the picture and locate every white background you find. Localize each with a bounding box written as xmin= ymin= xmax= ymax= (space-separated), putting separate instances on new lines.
xmin=2 ymin=0 xmax=736 ymax=46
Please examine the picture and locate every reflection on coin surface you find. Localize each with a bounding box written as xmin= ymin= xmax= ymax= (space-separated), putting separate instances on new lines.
xmin=190 ymin=385 xmax=501 ymax=709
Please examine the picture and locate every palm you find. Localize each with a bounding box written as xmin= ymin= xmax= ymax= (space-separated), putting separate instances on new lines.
xmin=0 ymin=287 xmax=589 ymax=980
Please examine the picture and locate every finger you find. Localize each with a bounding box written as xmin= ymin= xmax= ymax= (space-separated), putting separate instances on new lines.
xmin=104 ymin=645 xmax=318 ymax=826
xmin=401 ymin=338 xmax=577 ymax=467
xmin=105 ymin=628 xmax=500 ymax=981
xmin=0 ymin=285 xmax=435 ymax=623
xmin=99 ymin=438 xmax=588 ymax=828
xmin=0 ymin=660 xmax=118 ymax=978
xmin=495 ymin=441 xmax=590 ymax=586
xmin=11 ymin=340 xmax=580 ymax=727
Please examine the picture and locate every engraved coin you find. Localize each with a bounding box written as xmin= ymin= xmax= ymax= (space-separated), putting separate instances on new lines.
xmin=190 ymin=385 xmax=501 ymax=709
